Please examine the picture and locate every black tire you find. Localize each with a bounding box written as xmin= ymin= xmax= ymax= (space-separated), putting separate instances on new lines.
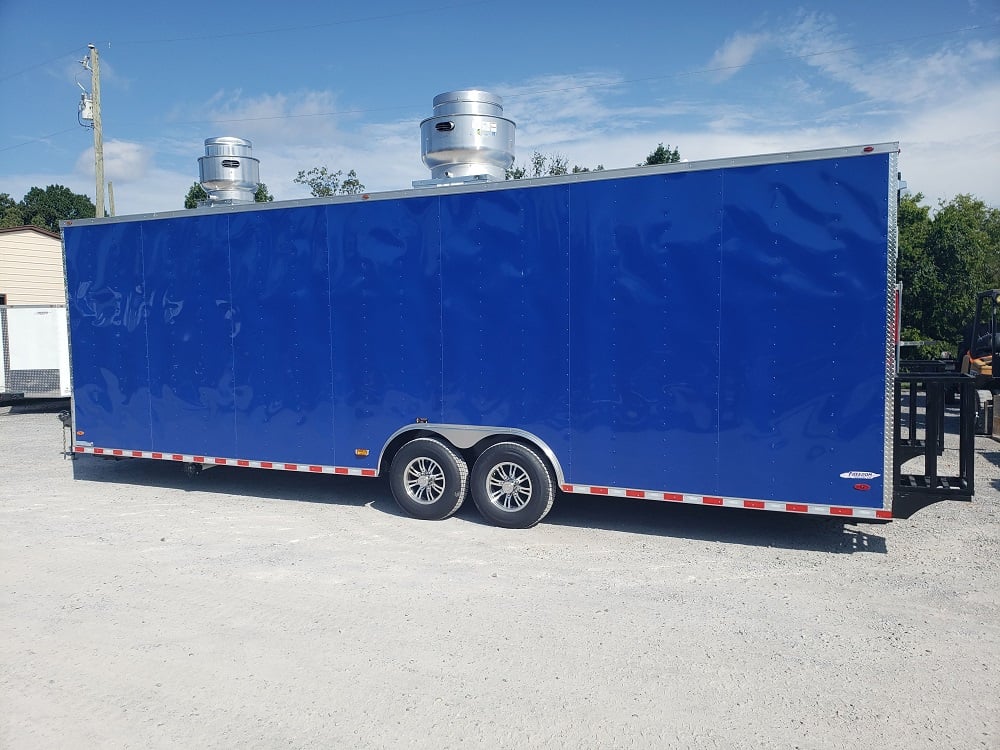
xmin=469 ymin=442 xmax=555 ymax=529
xmin=389 ymin=437 xmax=468 ymax=520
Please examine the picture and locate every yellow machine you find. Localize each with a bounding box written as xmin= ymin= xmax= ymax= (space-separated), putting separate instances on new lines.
xmin=960 ymin=289 xmax=998 ymax=384
xmin=960 ymin=289 xmax=998 ymax=435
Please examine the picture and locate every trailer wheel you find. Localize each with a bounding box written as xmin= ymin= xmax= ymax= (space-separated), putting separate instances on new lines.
xmin=470 ymin=442 xmax=555 ymax=529
xmin=389 ymin=437 xmax=468 ymax=521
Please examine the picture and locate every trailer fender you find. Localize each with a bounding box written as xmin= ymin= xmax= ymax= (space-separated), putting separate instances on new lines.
xmin=378 ymin=424 xmax=565 ymax=485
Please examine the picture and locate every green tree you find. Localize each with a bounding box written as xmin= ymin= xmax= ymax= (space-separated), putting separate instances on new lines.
xmin=184 ymin=182 xmax=208 ymax=209
xmin=537 ymin=152 xmax=568 ymax=177
xmin=254 ymin=183 xmax=274 ymax=203
xmin=897 ymin=192 xmax=1000 ymax=352
xmin=184 ymin=181 xmax=275 ymax=208
xmin=896 ymin=193 xmax=937 ymax=338
xmin=17 ymin=185 xmax=95 ymax=233
xmin=924 ymin=195 xmax=1000 ymax=345
xmin=639 ymin=143 xmax=680 ymax=166
xmin=0 ymin=193 xmax=24 ymax=228
xmin=506 ymin=151 xmax=602 ymax=180
xmin=293 ymin=167 xmax=366 ymax=197
xmin=505 ymin=164 xmax=527 ymax=180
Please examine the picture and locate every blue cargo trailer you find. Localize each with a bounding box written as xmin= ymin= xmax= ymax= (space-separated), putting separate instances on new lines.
xmin=63 ymin=142 xmax=961 ymax=528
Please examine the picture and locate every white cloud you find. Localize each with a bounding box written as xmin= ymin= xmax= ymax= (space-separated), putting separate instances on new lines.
xmin=105 ymin=166 xmax=195 ymax=215
xmin=143 ymin=88 xmax=426 ymax=203
xmin=493 ymin=73 xmax=703 ymax=161
xmin=782 ymin=11 xmax=1000 ymax=107
xmin=893 ymin=82 xmax=1000 ymax=205
xmin=75 ymin=140 xmax=151 ymax=183
xmin=180 ymin=89 xmax=357 ymax=148
xmin=499 ymin=73 xmax=626 ymax=138
xmin=706 ymin=32 xmax=771 ymax=81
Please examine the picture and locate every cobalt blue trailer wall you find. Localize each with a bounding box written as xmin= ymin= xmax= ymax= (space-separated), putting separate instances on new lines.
xmin=63 ymin=145 xmax=896 ymax=513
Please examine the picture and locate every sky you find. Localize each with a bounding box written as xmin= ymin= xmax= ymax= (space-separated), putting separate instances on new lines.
xmin=1 ymin=1 xmax=998 ymax=217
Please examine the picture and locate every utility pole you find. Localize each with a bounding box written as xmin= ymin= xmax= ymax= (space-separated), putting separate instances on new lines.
xmin=89 ymin=44 xmax=105 ymax=218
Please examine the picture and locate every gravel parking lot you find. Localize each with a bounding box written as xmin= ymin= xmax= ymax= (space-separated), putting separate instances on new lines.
xmin=2 ymin=401 xmax=999 ymax=749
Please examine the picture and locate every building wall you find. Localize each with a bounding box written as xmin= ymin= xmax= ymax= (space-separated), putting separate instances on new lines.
xmin=0 ymin=227 xmax=65 ymax=306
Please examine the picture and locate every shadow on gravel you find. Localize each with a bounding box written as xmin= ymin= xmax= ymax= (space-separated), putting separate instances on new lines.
xmin=984 ymin=451 xmax=1000 ymax=468
xmin=1 ymin=399 xmax=69 ymax=415
xmin=71 ymin=453 xmax=398 ymax=514
xmin=983 ymin=451 xmax=1000 ymax=493
xmin=70 ymin=454 xmax=887 ymax=554
xmin=543 ymin=492 xmax=888 ymax=554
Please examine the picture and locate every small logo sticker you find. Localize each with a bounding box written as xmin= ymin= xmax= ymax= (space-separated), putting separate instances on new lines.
xmin=840 ymin=471 xmax=880 ymax=480
xmin=854 ymin=483 xmax=871 ymax=491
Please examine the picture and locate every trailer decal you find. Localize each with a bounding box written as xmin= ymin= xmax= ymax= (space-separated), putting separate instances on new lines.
xmin=839 ymin=471 xmax=880 ymax=479
xmin=560 ymin=483 xmax=892 ymax=519
xmin=73 ymin=445 xmax=377 ymax=477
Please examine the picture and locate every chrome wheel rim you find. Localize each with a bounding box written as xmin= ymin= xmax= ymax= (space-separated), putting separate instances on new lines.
xmin=403 ymin=457 xmax=446 ymax=505
xmin=486 ymin=462 xmax=532 ymax=512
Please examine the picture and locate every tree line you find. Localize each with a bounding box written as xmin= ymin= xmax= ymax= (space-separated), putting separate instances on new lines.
xmin=505 ymin=142 xmax=680 ymax=179
xmin=0 ymin=143 xmax=679 ymax=233
xmin=0 ymin=187 xmax=95 ymax=234
xmin=898 ymin=193 xmax=999 ymax=355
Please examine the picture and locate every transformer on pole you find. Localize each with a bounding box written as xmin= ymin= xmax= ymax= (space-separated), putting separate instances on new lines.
xmin=78 ymin=45 xmax=105 ymax=218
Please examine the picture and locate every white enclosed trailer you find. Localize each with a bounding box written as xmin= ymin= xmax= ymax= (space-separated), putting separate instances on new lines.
xmin=0 ymin=305 xmax=71 ymax=404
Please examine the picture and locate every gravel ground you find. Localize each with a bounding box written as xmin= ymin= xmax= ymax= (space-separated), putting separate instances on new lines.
xmin=1 ymin=401 xmax=998 ymax=749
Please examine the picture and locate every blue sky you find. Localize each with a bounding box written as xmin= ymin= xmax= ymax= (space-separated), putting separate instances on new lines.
xmin=1 ymin=1 xmax=997 ymax=216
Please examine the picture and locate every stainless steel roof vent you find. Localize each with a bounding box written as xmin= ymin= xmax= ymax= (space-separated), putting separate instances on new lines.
xmin=198 ymin=136 xmax=259 ymax=204
xmin=415 ymin=90 xmax=515 ymax=187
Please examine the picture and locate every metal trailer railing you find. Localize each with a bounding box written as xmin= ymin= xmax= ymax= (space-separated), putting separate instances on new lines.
xmin=892 ymin=369 xmax=977 ymax=518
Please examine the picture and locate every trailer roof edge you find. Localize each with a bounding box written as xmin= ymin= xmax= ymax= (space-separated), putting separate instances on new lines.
xmin=60 ymin=142 xmax=900 ymax=229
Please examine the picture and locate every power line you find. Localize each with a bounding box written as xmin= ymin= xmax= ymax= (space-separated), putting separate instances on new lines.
xmin=0 ymin=45 xmax=88 ymax=84
xmin=0 ymin=127 xmax=80 ymax=154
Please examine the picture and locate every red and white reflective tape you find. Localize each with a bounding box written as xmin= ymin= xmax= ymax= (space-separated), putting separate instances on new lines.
xmin=73 ymin=445 xmax=377 ymax=477
xmin=560 ymin=483 xmax=892 ymax=520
